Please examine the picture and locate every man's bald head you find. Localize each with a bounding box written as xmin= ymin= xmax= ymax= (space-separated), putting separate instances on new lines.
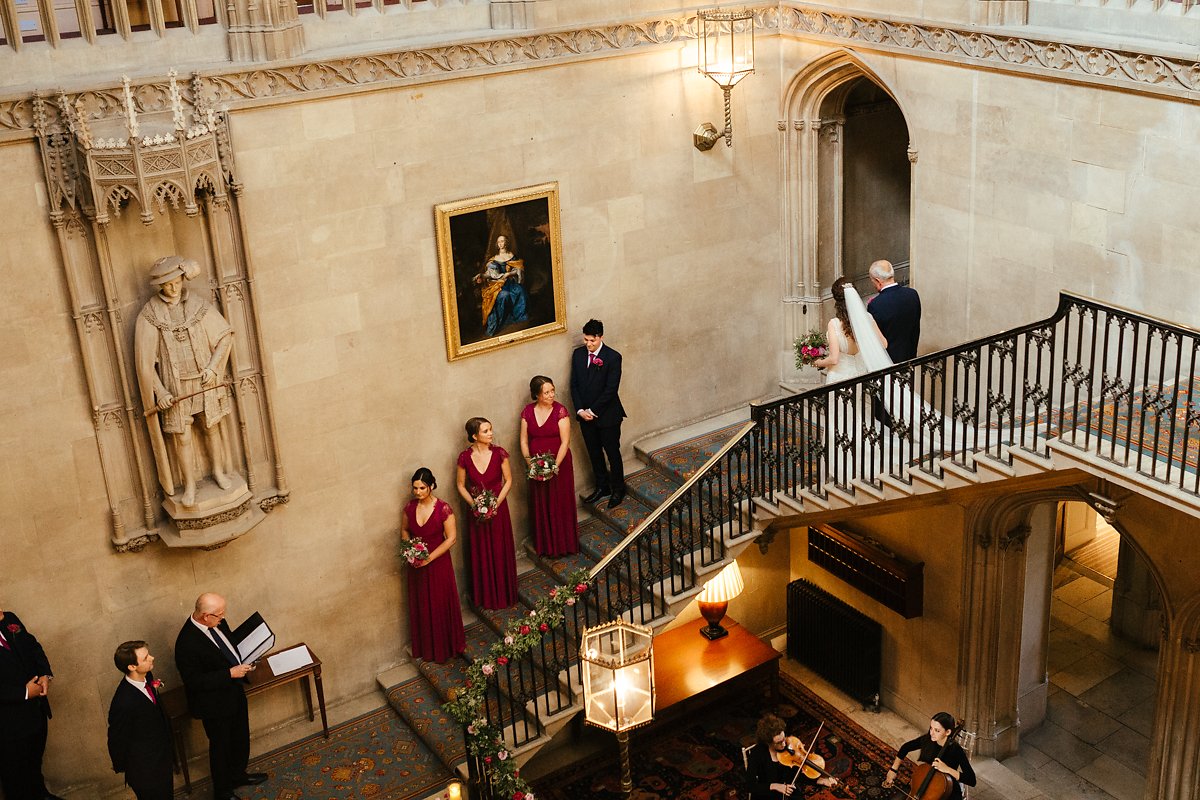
xmin=192 ymin=593 xmax=227 ymax=627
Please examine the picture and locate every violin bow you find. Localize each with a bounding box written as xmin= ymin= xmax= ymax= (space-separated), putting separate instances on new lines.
xmin=787 ymin=722 xmax=824 ymax=789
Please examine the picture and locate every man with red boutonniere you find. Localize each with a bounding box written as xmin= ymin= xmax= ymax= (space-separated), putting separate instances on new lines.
xmin=107 ymin=641 xmax=174 ymax=800
xmin=569 ymin=319 xmax=627 ymax=509
xmin=0 ymin=606 xmax=62 ymax=800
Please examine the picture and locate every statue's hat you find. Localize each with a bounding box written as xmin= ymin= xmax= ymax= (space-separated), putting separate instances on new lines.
xmin=149 ymin=255 xmax=200 ymax=284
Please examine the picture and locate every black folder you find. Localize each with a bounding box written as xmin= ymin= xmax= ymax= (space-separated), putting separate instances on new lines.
xmin=230 ymin=612 xmax=275 ymax=664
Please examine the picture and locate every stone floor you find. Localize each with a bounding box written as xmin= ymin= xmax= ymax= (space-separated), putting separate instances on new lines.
xmin=795 ymin=557 xmax=1158 ymax=800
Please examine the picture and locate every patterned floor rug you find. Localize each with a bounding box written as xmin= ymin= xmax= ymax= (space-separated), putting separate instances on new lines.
xmin=530 ymin=672 xmax=897 ymax=799
xmin=177 ymin=706 xmax=451 ymax=800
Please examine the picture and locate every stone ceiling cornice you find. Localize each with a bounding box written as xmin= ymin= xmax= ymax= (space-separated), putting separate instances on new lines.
xmin=1 ymin=3 xmax=1196 ymax=140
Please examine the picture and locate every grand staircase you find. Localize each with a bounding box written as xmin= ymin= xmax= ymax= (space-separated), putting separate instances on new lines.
xmin=376 ymin=415 xmax=760 ymax=783
xmin=377 ymin=291 xmax=1200 ymax=795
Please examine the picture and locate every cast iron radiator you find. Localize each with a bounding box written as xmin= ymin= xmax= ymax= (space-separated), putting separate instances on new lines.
xmin=787 ymin=578 xmax=882 ymax=705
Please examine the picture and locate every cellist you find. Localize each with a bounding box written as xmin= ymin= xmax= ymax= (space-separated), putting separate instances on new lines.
xmin=747 ymin=713 xmax=840 ymax=798
xmin=882 ymin=712 xmax=976 ymax=800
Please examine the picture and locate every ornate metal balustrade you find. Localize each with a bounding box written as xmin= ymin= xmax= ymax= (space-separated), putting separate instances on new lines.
xmin=754 ymin=292 xmax=1200 ymax=501
xmin=466 ymin=292 xmax=1200 ymax=797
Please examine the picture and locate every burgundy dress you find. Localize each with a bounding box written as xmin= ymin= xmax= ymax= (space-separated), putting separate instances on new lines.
xmin=522 ymin=401 xmax=579 ymax=556
xmin=458 ymin=445 xmax=519 ymax=609
xmin=404 ymin=498 xmax=466 ymax=663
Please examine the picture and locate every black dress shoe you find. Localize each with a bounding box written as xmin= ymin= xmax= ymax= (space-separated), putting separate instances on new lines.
xmin=607 ymin=490 xmax=626 ymax=509
xmin=236 ymin=772 xmax=269 ymax=786
xmin=582 ymin=488 xmax=610 ymax=504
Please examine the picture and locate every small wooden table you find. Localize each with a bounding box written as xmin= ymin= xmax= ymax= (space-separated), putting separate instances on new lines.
xmin=652 ymin=618 xmax=780 ymax=720
xmin=163 ymin=642 xmax=328 ymax=792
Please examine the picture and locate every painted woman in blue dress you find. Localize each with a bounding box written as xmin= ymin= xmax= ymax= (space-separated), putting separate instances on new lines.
xmin=476 ymin=235 xmax=529 ymax=336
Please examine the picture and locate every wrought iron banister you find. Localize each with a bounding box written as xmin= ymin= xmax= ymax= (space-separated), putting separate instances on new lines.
xmin=752 ymin=291 xmax=1200 ymax=502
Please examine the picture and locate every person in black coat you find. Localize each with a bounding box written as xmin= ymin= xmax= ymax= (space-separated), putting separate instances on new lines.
xmin=107 ymin=641 xmax=174 ymax=800
xmin=882 ymin=711 xmax=976 ymax=800
xmin=174 ymin=593 xmax=267 ymax=800
xmin=0 ymin=607 xmax=60 ymax=800
xmin=866 ymin=259 xmax=922 ymax=363
xmin=569 ymin=319 xmax=628 ymax=509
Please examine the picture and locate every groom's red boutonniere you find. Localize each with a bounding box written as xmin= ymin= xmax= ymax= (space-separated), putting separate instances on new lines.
xmin=6 ymin=623 xmax=19 ymax=635
xmin=592 ymin=357 xmax=604 ymax=368
xmin=150 ymin=679 xmax=165 ymax=689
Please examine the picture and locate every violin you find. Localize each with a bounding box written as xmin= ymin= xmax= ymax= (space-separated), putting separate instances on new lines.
xmin=778 ymin=735 xmax=833 ymax=781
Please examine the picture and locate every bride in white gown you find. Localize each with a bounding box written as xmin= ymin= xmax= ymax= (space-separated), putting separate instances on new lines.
xmin=814 ymin=278 xmax=888 ymax=383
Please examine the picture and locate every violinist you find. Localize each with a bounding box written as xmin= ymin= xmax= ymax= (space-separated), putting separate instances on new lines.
xmin=747 ymin=713 xmax=840 ymax=798
xmin=882 ymin=711 xmax=976 ymax=800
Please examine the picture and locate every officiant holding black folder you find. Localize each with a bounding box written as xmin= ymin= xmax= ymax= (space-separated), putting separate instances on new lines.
xmin=174 ymin=593 xmax=269 ymax=800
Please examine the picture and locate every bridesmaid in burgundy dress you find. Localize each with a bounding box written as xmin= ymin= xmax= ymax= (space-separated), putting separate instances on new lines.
xmin=400 ymin=467 xmax=466 ymax=663
xmin=456 ymin=417 xmax=519 ymax=609
xmin=519 ymin=375 xmax=579 ymax=556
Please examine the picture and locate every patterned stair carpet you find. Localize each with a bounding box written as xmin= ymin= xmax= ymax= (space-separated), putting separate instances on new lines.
xmin=176 ymin=706 xmax=452 ymax=800
xmin=530 ymin=671 xmax=897 ymax=800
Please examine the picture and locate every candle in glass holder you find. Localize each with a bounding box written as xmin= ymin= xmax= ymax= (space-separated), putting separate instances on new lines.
xmin=446 ymin=782 xmax=462 ymax=800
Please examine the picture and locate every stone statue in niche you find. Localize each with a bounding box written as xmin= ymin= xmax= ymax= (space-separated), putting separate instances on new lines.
xmin=135 ymin=256 xmax=245 ymax=514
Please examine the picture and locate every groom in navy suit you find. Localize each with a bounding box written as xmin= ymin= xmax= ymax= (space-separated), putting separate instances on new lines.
xmin=570 ymin=319 xmax=627 ymax=509
xmin=107 ymin=641 xmax=174 ymax=800
xmin=866 ymin=259 xmax=921 ymax=362
xmin=0 ymin=607 xmax=60 ymax=800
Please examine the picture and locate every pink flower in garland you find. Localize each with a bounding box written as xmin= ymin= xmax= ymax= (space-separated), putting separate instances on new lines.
xmin=566 ymin=597 xmax=576 ymax=606
xmin=482 ymin=663 xmax=494 ymax=676
xmin=549 ymin=588 xmax=558 ymax=598
xmin=575 ymin=583 xmax=588 ymax=594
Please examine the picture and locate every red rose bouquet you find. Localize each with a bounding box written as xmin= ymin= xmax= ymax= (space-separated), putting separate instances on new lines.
xmin=527 ymin=453 xmax=558 ymax=482
xmin=399 ymin=537 xmax=430 ymax=565
xmin=471 ymin=489 xmax=499 ymax=522
xmin=794 ymin=330 xmax=829 ymax=368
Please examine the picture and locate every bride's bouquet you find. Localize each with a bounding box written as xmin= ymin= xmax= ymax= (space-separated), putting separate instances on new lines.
xmin=471 ymin=489 xmax=499 ymax=522
xmin=527 ymin=453 xmax=558 ymax=481
xmin=794 ymin=330 xmax=829 ymax=369
xmin=399 ymin=537 xmax=430 ymax=565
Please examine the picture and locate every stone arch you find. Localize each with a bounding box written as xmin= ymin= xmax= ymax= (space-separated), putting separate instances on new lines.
xmin=778 ymin=50 xmax=914 ymax=381
xmin=958 ymin=477 xmax=1177 ymax=791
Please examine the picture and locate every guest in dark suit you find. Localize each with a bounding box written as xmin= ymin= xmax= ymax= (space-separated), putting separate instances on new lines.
xmin=569 ymin=319 xmax=627 ymax=509
xmin=107 ymin=641 xmax=174 ymax=800
xmin=866 ymin=259 xmax=922 ymax=362
xmin=0 ymin=607 xmax=60 ymax=800
xmin=174 ymin=593 xmax=267 ymax=800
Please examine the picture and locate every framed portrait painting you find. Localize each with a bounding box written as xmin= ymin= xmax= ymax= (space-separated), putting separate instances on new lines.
xmin=435 ymin=183 xmax=566 ymax=361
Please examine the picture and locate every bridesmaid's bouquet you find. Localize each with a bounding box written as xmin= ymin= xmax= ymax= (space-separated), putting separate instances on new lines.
xmin=399 ymin=537 xmax=430 ymax=565
xmin=471 ymin=489 xmax=499 ymax=522
xmin=794 ymin=330 xmax=829 ymax=368
xmin=527 ymin=453 xmax=558 ymax=481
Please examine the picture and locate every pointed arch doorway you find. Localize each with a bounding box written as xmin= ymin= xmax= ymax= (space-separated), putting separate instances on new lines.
xmin=780 ymin=54 xmax=913 ymax=380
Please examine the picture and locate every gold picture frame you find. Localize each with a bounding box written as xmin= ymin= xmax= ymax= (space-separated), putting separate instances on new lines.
xmin=435 ymin=182 xmax=566 ymax=361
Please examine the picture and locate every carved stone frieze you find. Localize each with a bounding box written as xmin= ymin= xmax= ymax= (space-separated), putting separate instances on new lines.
xmin=2 ymin=4 xmax=1198 ymax=140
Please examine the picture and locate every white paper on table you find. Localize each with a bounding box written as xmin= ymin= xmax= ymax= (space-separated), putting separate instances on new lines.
xmin=267 ymin=645 xmax=313 ymax=674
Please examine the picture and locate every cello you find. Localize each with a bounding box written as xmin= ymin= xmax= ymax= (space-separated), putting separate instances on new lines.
xmin=890 ymin=717 xmax=965 ymax=800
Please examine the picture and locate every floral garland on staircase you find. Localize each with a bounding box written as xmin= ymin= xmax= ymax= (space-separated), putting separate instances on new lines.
xmin=443 ymin=567 xmax=593 ymax=800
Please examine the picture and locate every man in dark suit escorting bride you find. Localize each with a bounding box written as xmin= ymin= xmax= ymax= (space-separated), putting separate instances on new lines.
xmin=866 ymin=259 xmax=921 ymax=362
xmin=570 ymin=319 xmax=627 ymax=509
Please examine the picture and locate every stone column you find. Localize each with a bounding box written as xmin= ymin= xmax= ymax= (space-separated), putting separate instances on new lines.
xmin=1110 ymin=535 xmax=1163 ymax=649
xmin=226 ymin=0 xmax=305 ymax=62
xmin=1146 ymin=603 xmax=1200 ymax=800
xmin=957 ymin=499 xmax=1033 ymax=758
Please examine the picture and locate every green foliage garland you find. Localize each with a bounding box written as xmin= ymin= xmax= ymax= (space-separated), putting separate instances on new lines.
xmin=443 ymin=568 xmax=592 ymax=800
